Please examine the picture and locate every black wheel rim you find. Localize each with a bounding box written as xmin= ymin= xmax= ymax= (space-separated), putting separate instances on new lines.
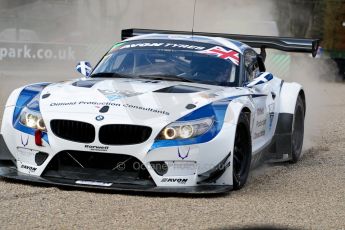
xmin=233 ymin=124 xmax=249 ymax=183
xmin=292 ymin=106 xmax=304 ymax=155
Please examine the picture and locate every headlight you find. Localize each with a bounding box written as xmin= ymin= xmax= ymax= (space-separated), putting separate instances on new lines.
xmin=157 ymin=117 xmax=214 ymax=140
xmin=19 ymin=107 xmax=46 ymax=131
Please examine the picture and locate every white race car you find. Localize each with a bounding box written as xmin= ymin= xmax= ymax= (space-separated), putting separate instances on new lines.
xmin=0 ymin=29 xmax=319 ymax=193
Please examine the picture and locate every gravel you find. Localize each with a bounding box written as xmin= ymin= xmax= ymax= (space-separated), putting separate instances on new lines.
xmin=0 ymin=73 xmax=344 ymax=229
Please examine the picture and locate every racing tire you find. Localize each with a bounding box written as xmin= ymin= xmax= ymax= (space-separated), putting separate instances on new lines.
xmin=290 ymin=95 xmax=305 ymax=163
xmin=233 ymin=112 xmax=252 ymax=190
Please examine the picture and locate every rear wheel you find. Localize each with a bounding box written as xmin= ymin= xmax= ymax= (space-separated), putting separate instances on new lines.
xmin=233 ymin=112 xmax=252 ymax=190
xmin=290 ymin=95 xmax=305 ymax=163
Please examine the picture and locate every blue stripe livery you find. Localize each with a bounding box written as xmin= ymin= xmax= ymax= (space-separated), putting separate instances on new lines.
xmin=265 ymin=73 xmax=273 ymax=81
xmin=13 ymin=83 xmax=51 ymax=143
xmin=150 ymin=100 xmax=229 ymax=150
xmin=150 ymin=93 xmax=267 ymax=150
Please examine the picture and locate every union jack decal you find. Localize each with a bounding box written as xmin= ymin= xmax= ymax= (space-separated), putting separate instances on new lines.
xmin=198 ymin=46 xmax=240 ymax=65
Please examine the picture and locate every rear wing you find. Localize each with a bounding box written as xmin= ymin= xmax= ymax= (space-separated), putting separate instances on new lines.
xmin=121 ymin=28 xmax=320 ymax=58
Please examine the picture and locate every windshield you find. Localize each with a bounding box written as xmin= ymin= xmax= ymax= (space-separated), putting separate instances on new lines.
xmin=92 ymin=39 xmax=241 ymax=86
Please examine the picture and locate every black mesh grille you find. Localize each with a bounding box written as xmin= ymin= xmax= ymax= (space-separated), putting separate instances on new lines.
xmin=50 ymin=120 xmax=95 ymax=143
xmin=99 ymin=124 xmax=152 ymax=145
xmin=42 ymin=150 xmax=154 ymax=186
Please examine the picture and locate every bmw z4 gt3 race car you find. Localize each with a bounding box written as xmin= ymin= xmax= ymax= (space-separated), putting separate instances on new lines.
xmin=0 ymin=29 xmax=319 ymax=194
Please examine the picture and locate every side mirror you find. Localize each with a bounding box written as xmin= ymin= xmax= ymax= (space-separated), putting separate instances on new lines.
xmin=76 ymin=61 xmax=92 ymax=77
xmin=257 ymin=55 xmax=266 ymax=72
xmin=246 ymin=72 xmax=273 ymax=88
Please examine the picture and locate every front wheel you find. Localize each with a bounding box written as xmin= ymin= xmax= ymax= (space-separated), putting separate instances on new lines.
xmin=233 ymin=112 xmax=252 ymax=190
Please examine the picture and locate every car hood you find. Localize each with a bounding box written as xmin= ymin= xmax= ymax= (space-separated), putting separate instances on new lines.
xmin=39 ymin=78 xmax=244 ymax=126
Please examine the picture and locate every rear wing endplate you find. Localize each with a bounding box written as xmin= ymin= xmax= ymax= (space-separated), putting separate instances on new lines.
xmin=121 ymin=28 xmax=320 ymax=57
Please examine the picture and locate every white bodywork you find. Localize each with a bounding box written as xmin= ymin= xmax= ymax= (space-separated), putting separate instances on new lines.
xmin=0 ymin=34 xmax=304 ymax=191
xmin=0 ymin=77 xmax=302 ymax=188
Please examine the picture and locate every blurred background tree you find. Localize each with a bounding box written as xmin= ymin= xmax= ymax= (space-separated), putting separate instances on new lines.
xmin=0 ymin=0 xmax=344 ymax=78
xmin=276 ymin=0 xmax=345 ymax=53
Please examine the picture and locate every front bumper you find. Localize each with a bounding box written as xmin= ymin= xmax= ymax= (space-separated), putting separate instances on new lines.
xmin=0 ymin=134 xmax=232 ymax=194
xmin=0 ymin=165 xmax=232 ymax=194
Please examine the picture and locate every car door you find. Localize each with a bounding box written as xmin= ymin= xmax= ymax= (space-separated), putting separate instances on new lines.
xmin=243 ymin=49 xmax=276 ymax=152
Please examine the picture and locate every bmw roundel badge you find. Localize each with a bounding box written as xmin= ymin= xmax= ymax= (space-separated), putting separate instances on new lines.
xmin=95 ymin=115 xmax=104 ymax=121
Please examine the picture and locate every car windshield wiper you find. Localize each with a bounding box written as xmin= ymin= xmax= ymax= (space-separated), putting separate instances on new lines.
xmin=90 ymin=72 xmax=134 ymax=79
xmin=136 ymin=74 xmax=195 ymax=83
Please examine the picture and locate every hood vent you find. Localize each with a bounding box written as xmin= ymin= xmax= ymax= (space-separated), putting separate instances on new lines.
xmin=72 ymin=80 xmax=100 ymax=88
xmin=154 ymin=85 xmax=208 ymax=93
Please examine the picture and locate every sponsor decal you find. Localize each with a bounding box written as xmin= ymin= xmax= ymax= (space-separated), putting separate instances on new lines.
xmin=49 ymin=101 xmax=170 ymax=115
xmin=20 ymin=134 xmax=29 ymax=147
xmin=21 ymin=164 xmax=37 ymax=172
xmin=161 ymin=178 xmax=188 ymax=184
xmin=123 ymin=104 xmax=169 ymax=115
xmin=256 ymin=107 xmax=264 ymax=116
xmin=50 ymin=102 xmax=77 ymax=106
xmin=75 ymin=180 xmax=112 ymax=187
xmin=120 ymin=42 xmax=164 ymax=49
xmin=197 ymin=46 xmax=240 ymax=65
xmin=164 ymin=43 xmax=205 ymax=50
xmin=85 ymin=145 xmax=109 ymax=152
xmin=95 ymin=115 xmax=104 ymax=121
xmin=253 ymin=130 xmax=265 ymax=139
xmin=98 ymin=89 xmax=143 ymax=101
xmin=256 ymin=119 xmax=267 ymax=127
xmin=168 ymin=35 xmax=193 ymax=39
xmin=119 ymin=42 xmax=205 ymax=51
xmin=17 ymin=148 xmax=38 ymax=164
xmin=269 ymin=113 xmax=274 ymax=130
xmin=178 ymin=147 xmax=190 ymax=160
xmin=268 ymin=103 xmax=275 ymax=130
xmin=50 ymin=101 xmax=118 ymax=107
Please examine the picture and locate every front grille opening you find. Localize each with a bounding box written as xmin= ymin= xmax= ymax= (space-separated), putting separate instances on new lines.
xmin=42 ymin=151 xmax=154 ymax=186
xmin=50 ymin=120 xmax=95 ymax=143
xmin=99 ymin=124 xmax=152 ymax=145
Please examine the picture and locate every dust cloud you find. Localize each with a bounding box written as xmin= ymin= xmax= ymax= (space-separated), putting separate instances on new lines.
xmin=0 ymin=0 xmax=339 ymax=148
xmin=285 ymin=55 xmax=340 ymax=150
xmin=0 ymin=0 xmax=278 ymax=126
xmin=193 ymin=0 xmax=340 ymax=152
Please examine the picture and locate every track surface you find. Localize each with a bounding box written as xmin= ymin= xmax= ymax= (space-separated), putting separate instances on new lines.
xmin=0 ymin=70 xmax=344 ymax=229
